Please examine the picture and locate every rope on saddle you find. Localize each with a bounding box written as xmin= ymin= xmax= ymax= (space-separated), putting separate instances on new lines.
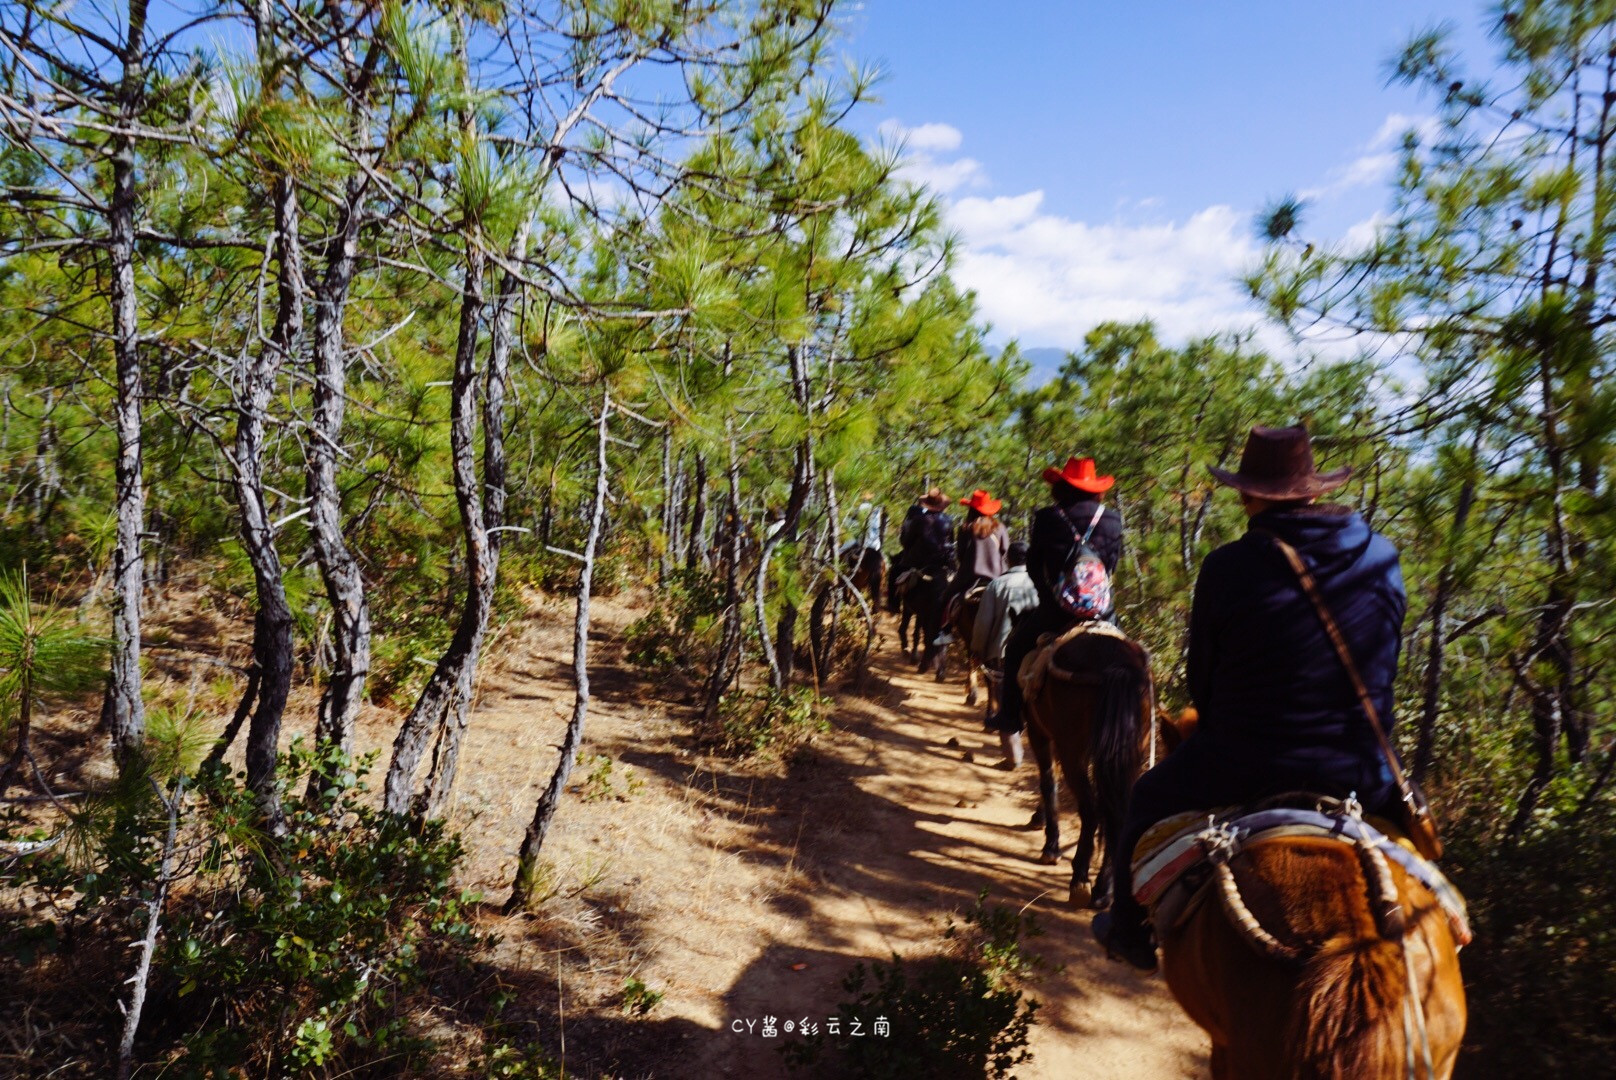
xmin=1401 ymin=936 xmax=1436 ymax=1079
xmin=1197 ymin=797 xmax=1414 ymax=968
xmin=1022 ymin=619 xmax=1129 ymax=697
xmin=1197 ymin=818 xmax=1304 ymax=965
xmin=1344 ymin=795 xmax=1407 ymax=941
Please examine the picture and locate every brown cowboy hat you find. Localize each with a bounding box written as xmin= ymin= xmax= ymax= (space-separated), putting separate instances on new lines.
xmin=1041 ymin=456 xmax=1114 ymax=493
xmin=1207 ymin=424 xmax=1351 ymax=500
xmin=918 ymin=486 xmax=950 ymax=510
xmin=959 ymin=489 xmax=1002 ymax=516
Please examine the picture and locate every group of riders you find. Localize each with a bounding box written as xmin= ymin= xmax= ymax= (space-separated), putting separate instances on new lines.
xmin=857 ymin=425 xmax=1411 ymax=974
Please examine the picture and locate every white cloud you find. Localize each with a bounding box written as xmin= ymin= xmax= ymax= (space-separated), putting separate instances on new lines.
xmin=1341 ymin=210 xmax=1391 ymax=250
xmin=897 ymin=155 xmax=985 ymax=195
xmin=870 ymin=117 xmax=1409 ymax=358
xmin=947 ymin=195 xmax=1269 ymax=346
xmin=879 ymin=118 xmax=987 ymax=194
xmin=878 ymin=119 xmax=963 ymax=153
xmin=1299 ymin=112 xmax=1436 ymax=201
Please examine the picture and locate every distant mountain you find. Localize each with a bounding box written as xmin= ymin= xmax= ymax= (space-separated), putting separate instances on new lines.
xmin=1015 ymin=346 xmax=1071 ymax=386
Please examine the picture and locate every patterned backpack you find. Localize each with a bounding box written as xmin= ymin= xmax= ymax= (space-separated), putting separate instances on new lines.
xmin=1055 ymin=504 xmax=1112 ymax=620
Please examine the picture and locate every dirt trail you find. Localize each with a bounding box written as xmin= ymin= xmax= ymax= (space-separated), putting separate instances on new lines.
xmin=422 ymin=594 xmax=1208 ymax=1079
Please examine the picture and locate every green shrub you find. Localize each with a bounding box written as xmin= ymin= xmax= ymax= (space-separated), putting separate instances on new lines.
xmin=620 ymin=975 xmax=664 ymax=1016
xmin=1 ymin=742 xmax=489 ymax=1076
xmin=714 ymin=686 xmax=828 ymax=758
xmin=623 ymin=567 xmax=727 ymax=672
xmin=1450 ymin=802 xmax=1616 ymax=1076
xmin=782 ymin=890 xmax=1044 ymax=1079
xmin=576 ymin=753 xmax=643 ymax=803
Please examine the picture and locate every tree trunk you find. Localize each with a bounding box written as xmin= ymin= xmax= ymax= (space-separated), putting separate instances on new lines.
xmin=686 ymin=451 xmax=707 ymax=571
xmin=305 ymin=173 xmax=373 ymax=778
xmin=384 ymin=244 xmax=491 ymax=817
xmin=754 ymin=345 xmax=815 ymax=692
xmin=506 ymin=394 xmax=612 ymax=912
xmin=755 ymin=440 xmax=811 ymax=690
xmin=658 ymin=428 xmax=674 ymax=587
xmin=105 ymin=0 xmax=150 ymax=772
xmin=703 ymin=432 xmax=744 ymax=721
xmin=239 ymin=161 xmax=304 ymax=823
xmin=1413 ymin=438 xmax=1478 ymax=782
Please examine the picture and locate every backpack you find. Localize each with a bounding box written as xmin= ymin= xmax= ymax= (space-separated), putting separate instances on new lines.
xmin=1055 ymin=504 xmax=1112 ymax=620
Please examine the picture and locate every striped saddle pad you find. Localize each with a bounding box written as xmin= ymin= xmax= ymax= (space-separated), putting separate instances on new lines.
xmin=1132 ymin=800 xmax=1471 ymax=946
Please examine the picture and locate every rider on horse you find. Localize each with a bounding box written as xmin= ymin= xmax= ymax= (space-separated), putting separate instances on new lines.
xmin=890 ymin=487 xmax=955 ymax=596
xmin=1093 ymin=425 xmax=1408 ymax=972
xmin=939 ymin=489 xmax=1010 ymax=637
xmin=971 ymin=540 xmax=1038 ymax=764
xmin=992 ymin=456 xmax=1125 ymax=745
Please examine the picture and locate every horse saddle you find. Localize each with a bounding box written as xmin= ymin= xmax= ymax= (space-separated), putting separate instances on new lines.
xmin=1016 ymin=619 xmax=1129 ymax=703
xmin=1132 ymin=794 xmax=1471 ymax=947
xmin=944 ymin=584 xmax=987 ymax=624
xmin=894 ymin=568 xmax=930 ymax=594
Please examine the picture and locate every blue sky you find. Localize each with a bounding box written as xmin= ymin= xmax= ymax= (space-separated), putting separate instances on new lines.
xmin=838 ymin=1 xmax=1496 ymax=352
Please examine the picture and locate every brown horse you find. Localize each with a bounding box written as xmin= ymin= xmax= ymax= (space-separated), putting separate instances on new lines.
xmin=937 ymin=587 xmax=992 ymax=705
xmin=1022 ymin=625 xmax=1154 ymax=908
xmin=1159 ymin=830 xmax=1467 ymax=1078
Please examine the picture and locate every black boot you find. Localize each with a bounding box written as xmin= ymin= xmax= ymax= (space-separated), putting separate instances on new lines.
xmin=1091 ymin=910 xmax=1157 ymax=973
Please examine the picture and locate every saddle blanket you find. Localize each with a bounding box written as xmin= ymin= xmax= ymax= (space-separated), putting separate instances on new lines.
xmin=945 ymin=583 xmax=989 ymax=624
xmin=1017 ymin=618 xmax=1128 ymax=702
xmin=1132 ymin=803 xmax=1472 ymax=946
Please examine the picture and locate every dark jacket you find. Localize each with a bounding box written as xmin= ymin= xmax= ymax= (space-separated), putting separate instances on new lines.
xmin=1027 ymin=498 xmax=1123 ymax=608
xmin=1187 ymin=504 xmax=1405 ymax=778
xmin=900 ymin=507 xmax=955 ymax=571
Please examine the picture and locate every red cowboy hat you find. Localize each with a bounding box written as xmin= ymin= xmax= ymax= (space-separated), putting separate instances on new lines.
xmin=918 ymin=486 xmax=950 ymax=510
xmin=1207 ymin=425 xmax=1351 ymax=500
xmin=1041 ymin=456 xmax=1114 ymax=493
xmin=959 ymin=489 xmax=1002 ymax=516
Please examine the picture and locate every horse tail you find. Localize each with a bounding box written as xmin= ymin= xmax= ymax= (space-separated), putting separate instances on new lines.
xmin=1090 ymin=657 xmax=1147 ymax=857
xmin=1283 ymin=934 xmax=1408 ymax=1079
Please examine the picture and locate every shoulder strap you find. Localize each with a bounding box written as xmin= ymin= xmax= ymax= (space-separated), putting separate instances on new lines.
xmin=1063 ymin=503 xmax=1106 ymax=546
xmin=1081 ymin=503 xmax=1106 ymax=545
xmin=1251 ymin=528 xmax=1416 ymax=804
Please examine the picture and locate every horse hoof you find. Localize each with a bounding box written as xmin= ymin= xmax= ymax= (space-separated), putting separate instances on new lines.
xmin=965 ymin=689 xmax=979 ymax=706
xmin=1069 ymin=884 xmax=1092 ymax=908
xmin=1022 ymin=812 xmax=1045 ymax=831
xmin=1038 ymin=851 xmax=1061 ymax=866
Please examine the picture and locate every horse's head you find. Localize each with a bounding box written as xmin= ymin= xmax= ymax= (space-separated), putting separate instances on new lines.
xmin=1156 ymin=706 xmax=1198 ymax=752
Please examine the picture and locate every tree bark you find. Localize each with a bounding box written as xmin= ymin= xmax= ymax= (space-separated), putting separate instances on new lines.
xmin=238 ymin=135 xmax=304 ymax=819
xmin=703 ymin=430 xmax=745 ymax=721
xmin=384 ymin=243 xmax=491 ymax=817
xmin=505 ymin=394 xmax=611 ymax=912
xmin=685 ymin=451 xmax=707 ymax=571
xmin=1413 ymin=435 xmax=1479 ymax=783
xmin=305 ymin=170 xmax=372 ymax=779
xmin=105 ymin=0 xmax=150 ymax=772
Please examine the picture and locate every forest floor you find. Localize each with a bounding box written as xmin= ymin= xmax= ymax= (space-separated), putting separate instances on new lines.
xmin=394 ymin=588 xmax=1210 ymax=1079
xmin=34 ymin=582 xmax=1208 ymax=1078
